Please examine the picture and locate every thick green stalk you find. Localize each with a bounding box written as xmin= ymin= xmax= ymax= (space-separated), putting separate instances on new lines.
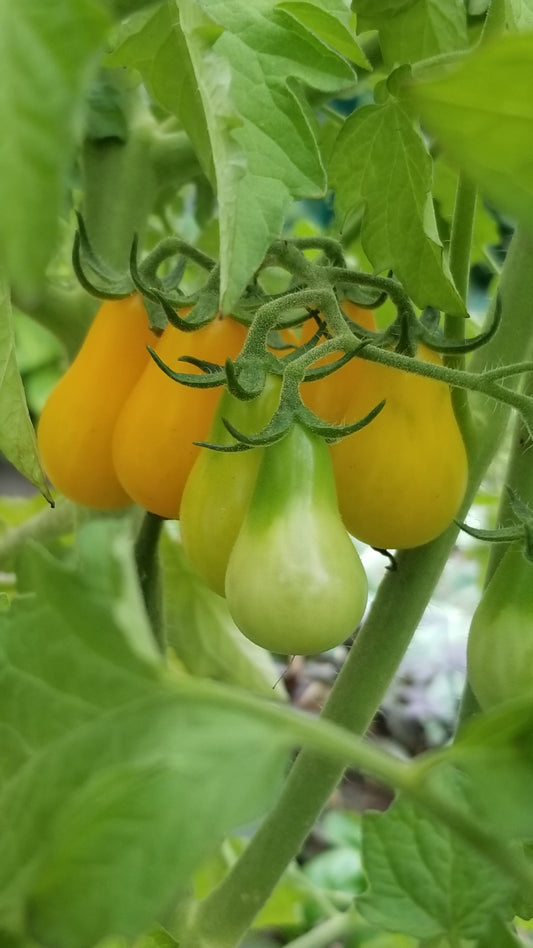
xmin=179 ymin=225 xmax=533 ymax=948
xmin=444 ymin=173 xmax=477 ymax=422
xmin=486 ymin=371 xmax=533 ymax=581
xmin=81 ymin=109 xmax=159 ymax=274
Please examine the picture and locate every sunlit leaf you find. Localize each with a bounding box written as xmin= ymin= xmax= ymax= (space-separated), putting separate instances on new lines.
xmin=359 ymin=770 xmax=513 ymax=940
xmin=177 ymin=0 xmax=356 ymax=311
xmin=329 ymin=97 xmax=464 ymax=314
xmin=407 ymin=33 xmax=533 ymax=231
xmin=0 ymin=520 xmax=290 ymax=947
xmin=354 ymin=0 xmax=467 ymax=66
xmin=0 ymin=277 xmax=52 ymax=500
xmin=0 ymin=0 xmax=110 ymax=294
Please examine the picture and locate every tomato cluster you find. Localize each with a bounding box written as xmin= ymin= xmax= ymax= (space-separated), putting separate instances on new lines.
xmin=37 ymin=294 xmax=468 ymax=654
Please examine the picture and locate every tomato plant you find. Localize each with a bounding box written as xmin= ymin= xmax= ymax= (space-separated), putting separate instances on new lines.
xmin=467 ymin=547 xmax=533 ymax=710
xmin=329 ymin=344 xmax=469 ymax=550
xmin=112 ymin=313 xmax=247 ymax=519
xmin=179 ymin=374 xmax=282 ymax=596
xmin=2 ymin=4 xmax=533 ymax=948
xmin=225 ymin=422 xmax=368 ymax=655
xmin=37 ymin=294 xmax=154 ymax=509
xmin=301 ymin=299 xmax=377 ymax=424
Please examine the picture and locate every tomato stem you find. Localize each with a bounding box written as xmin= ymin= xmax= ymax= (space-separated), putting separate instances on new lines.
xmin=175 ymin=226 xmax=533 ymax=948
xmin=444 ymin=173 xmax=477 ymax=424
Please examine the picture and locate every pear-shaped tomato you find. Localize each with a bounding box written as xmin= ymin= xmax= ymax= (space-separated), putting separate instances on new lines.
xmin=225 ymin=423 xmax=368 ymax=655
xmin=112 ymin=314 xmax=247 ymax=519
xmin=301 ymin=300 xmax=377 ymax=424
xmin=37 ymin=295 xmax=154 ymax=509
xmin=467 ymin=549 xmax=533 ymax=710
xmin=329 ymin=343 xmax=468 ymax=550
xmin=180 ymin=375 xmax=282 ymax=596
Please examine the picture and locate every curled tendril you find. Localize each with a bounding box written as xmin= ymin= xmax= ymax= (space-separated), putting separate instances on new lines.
xmin=225 ymin=358 xmax=268 ymax=400
xmin=456 ymin=488 xmax=533 ymax=545
xmin=147 ymin=346 xmax=226 ymax=389
xmin=130 ymin=236 xmax=187 ymax=305
xmin=297 ymin=399 xmax=386 ymax=443
xmin=178 ymin=356 xmax=224 ymax=375
xmin=340 ymin=287 xmax=388 ymax=310
xmin=72 ymin=213 xmax=133 ymax=299
xmin=217 ymin=395 xmax=386 ymax=451
xmin=418 ymin=294 xmax=502 ymax=355
xmin=455 ymin=520 xmax=522 ymax=543
xmin=155 ymin=291 xmax=216 ymax=331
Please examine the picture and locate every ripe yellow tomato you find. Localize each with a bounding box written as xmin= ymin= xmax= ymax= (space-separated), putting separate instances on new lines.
xmin=330 ymin=343 xmax=468 ymax=550
xmin=112 ymin=314 xmax=248 ymax=519
xmin=300 ymin=300 xmax=377 ymax=424
xmin=37 ymin=295 xmax=154 ymax=509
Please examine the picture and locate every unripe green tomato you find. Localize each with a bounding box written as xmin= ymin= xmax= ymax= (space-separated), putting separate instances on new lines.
xmin=225 ymin=423 xmax=368 ymax=655
xmin=180 ymin=375 xmax=282 ymax=597
xmin=467 ymin=549 xmax=533 ymax=710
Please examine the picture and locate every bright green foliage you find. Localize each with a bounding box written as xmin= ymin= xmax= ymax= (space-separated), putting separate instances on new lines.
xmin=359 ymin=771 xmax=513 ymax=941
xmin=176 ymin=0 xmax=357 ymax=311
xmin=329 ymin=96 xmax=465 ymax=314
xmin=505 ymin=0 xmax=533 ymax=31
xmin=108 ymin=5 xmax=214 ymax=182
xmin=111 ymin=0 xmax=359 ymax=310
xmin=407 ymin=32 xmax=533 ymax=231
xmin=0 ymin=278 xmax=51 ymax=499
xmin=277 ymin=0 xmax=369 ymax=68
xmin=0 ymin=521 xmax=290 ymax=948
xmin=354 ymin=0 xmax=467 ymax=66
xmin=160 ymin=529 xmax=284 ymax=697
xmin=452 ymin=699 xmax=533 ymax=839
xmin=0 ymin=0 xmax=110 ymax=293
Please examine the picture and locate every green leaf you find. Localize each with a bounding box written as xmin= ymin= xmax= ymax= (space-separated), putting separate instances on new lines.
xmin=354 ymin=0 xmax=418 ymax=16
xmin=359 ymin=770 xmax=513 ymax=940
xmin=177 ymin=0 xmax=356 ymax=311
xmin=0 ymin=278 xmax=52 ymax=501
xmin=277 ymin=0 xmax=370 ymax=68
xmin=355 ymin=0 xmax=467 ymax=67
xmin=0 ymin=0 xmax=110 ymax=294
xmin=477 ymin=917 xmax=525 ymax=948
xmin=107 ymin=5 xmax=214 ymax=182
xmin=329 ymin=98 xmax=464 ymax=314
xmin=0 ymin=520 xmax=290 ymax=947
xmin=161 ymin=529 xmax=285 ymax=698
xmin=406 ymin=33 xmax=533 ymax=232
xmin=451 ymin=699 xmax=533 ymax=838
xmin=505 ymin=0 xmax=533 ymax=30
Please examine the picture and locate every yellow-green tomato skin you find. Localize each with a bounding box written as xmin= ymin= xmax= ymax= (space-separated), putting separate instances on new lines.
xmin=225 ymin=424 xmax=368 ymax=655
xmin=180 ymin=375 xmax=282 ymax=597
xmin=330 ymin=344 xmax=468 ymax=550
xmin=37 ymin=295 xmax=153 ymax=509
xmin=467 ymin=550 xmax=533 ymax=710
